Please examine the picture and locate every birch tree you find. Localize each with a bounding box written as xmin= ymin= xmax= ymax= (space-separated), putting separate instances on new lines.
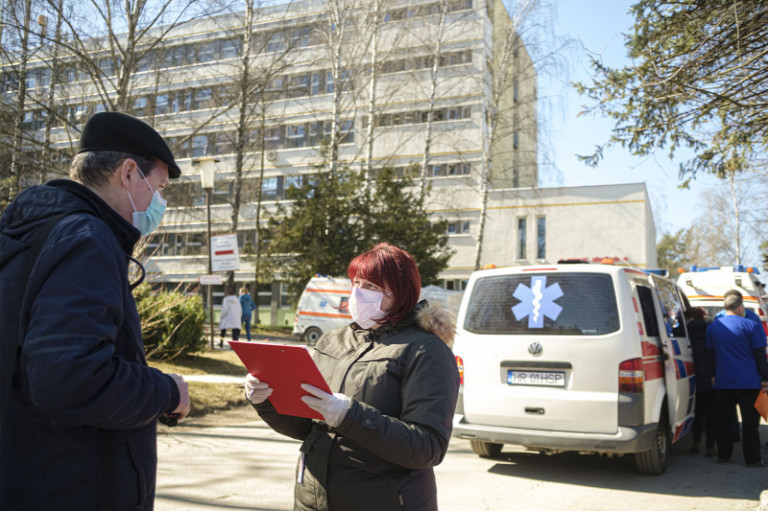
xmin=472 ymin=0 xmax=567 ymax=270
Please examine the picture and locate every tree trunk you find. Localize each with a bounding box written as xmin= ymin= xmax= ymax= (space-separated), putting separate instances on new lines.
xmin=419 ymin=0 xmax=447 ymax=200
xmin=10 ymin=0 xmax=33 ymax=188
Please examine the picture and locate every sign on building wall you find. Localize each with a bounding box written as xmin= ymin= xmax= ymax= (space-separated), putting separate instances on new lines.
xmin=211 ymin=234 xmax=241 ymax=272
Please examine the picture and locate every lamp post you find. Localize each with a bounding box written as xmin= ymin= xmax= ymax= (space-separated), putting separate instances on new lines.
xmin=194 ymin=157 xmax=219 ymax=350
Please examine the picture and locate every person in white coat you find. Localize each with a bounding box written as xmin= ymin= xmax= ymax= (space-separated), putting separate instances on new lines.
xmin=219 ymin=286 xmax=243 ymax=348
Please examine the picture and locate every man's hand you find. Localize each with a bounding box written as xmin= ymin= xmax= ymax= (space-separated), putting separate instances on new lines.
xmin=244 ymin=374 xmax=273 ymax=404
xmin=300 ymin=384 xmax=351 ymax=427
xmin=168 ymin=373 xmax=190 ymax=419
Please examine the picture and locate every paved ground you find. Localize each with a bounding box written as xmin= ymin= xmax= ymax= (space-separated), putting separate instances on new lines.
xmin=157 ymin=408 xmax=768 ymax=511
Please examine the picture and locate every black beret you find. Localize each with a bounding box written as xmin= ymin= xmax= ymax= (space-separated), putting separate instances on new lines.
xmin=76 ymin=111 xmax=181 ymax=178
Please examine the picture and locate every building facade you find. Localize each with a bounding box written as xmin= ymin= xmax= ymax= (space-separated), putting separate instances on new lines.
xmin=1 ymin=0 xmax=655 ymax=326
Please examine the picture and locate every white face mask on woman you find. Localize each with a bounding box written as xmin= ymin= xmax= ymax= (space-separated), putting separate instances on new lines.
xmin=348 ymin=286 xmax=387 ymax=329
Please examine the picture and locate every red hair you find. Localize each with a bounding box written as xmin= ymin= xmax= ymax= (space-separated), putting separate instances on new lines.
xmin=347 ymin=243 xmax=421 ymax=325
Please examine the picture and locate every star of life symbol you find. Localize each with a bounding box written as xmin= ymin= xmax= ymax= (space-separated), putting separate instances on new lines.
xmin=512 ymin=276 xmax=564 ymax=328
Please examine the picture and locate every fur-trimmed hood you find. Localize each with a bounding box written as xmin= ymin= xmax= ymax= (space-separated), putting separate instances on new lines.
xmin=415 ymin=301 xmax=456 ymax=349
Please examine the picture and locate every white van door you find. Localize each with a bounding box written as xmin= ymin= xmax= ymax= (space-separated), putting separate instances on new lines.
xmin=649 ymin=275 xmax=695 ymax=442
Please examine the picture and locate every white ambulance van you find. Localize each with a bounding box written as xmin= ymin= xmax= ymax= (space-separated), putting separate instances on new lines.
xmin=677 ymin=265 xmax=768 ymax=335
xmin=452 ymin=263 xmax=695 ymax=475
xmin=293 ymin=278 xmax=465 ymax=345
xmin=292 ymin=277 xmax=352 ymax=345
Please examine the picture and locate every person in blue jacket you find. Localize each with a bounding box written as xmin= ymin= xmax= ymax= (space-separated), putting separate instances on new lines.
xmin=706 ymin=290 xmax=768 ymax=467
xmin=239 ymin=286 xmax=258 ymax=341
xmin=0 ymin=111 xmax=191 ymax=510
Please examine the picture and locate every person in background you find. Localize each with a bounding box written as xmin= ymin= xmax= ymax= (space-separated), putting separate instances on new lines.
xmin=706 ymin=290 xmax=768 ymax=467
xmin=685 ymin=307 xmax=716 ymax=456
xmin=244 ymin=242 xmax=460 ymax=511
xmin=0 ymin=111 xmax=190 ymax=509
xmin=219 ymin=286 xmax=242 ymax=347
xmin=239 ymin=286 xmax=257 ymax=342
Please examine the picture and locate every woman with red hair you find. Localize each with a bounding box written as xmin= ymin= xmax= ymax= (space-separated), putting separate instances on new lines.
xmin=245 ymin=243 xmax=460 ymax=511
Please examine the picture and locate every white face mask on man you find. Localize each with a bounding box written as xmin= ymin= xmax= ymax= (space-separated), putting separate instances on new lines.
xmin=348 ymin=286 xmax=387 ymax=329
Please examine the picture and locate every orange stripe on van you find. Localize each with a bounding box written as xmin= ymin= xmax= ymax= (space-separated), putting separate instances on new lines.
xmin=688 ymin=294 xmax=760 ymax=301
xmin=305 ymin=288 xmax=351 ymax=294
xmin=641 ymin=341 xmax=659 ymax=357
xmin=298 ymin=311 xmax=352 ymax=319
xmin=643 ymin=360 xmax=664 ymax=381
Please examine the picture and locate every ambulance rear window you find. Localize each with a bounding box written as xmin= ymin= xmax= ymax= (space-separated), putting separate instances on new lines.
xmin=464 ymin=273 xmax=619 ymax=336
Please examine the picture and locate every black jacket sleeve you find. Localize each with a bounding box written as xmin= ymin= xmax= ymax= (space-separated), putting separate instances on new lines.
xmin=254 ymin=400 xmax=314 ymax=440
xmin=335 ymin=338 xmax=460 ymax=470
xmin=752 ymin=347 xmax=768 ymax=381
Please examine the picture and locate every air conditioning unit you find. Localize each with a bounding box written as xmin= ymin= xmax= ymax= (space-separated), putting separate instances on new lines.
xmin=266 ymin=150 xmax=278 ymax=161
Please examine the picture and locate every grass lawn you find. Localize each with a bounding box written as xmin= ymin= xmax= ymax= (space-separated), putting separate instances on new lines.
xmin=149 ymin=348 xmax=249 ymax=418
xmin=147 ymin=327 xmax=296 ymax=418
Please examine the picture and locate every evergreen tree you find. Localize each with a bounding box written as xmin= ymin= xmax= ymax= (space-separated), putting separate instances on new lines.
xmin=266 ymin=165 xmax=453 ymax=304
xmin=576 ymin=1 xmax=768 ymax=182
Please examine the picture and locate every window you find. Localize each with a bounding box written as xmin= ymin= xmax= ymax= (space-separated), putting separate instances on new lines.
xmin=155 ymin=94 xmax=169 ymax=115
xmin=284 ymin=175 xmax=302 ymax=191
xmin=197 ymin=41 xmax=219 ymax=63
xmin=311 ymin=72 xmax=322 ymax=95
xmin=288 ymin=74 xmax=310 ymax=98
xmin=636 ymin=285 xmax=660 ymax=337
xmin=264 ymin=127 xmax=282 ymax=150
xmin=291 ymin=27 xmax=310 ymax=48
xmin=133 ymin=96 xmax=148 ymax=117
xmin=446 ymin=221 xmax=470 ymax=235
xmin=537 ymin=217 xmax=546 ymax=259
xmin=464 ymin=273 xmax=619 ymax=336
xmin=339 ymin=120 xmax=354 ymax=144
xmin=216 ymin=132 xmax=234 ymax=154
xmin=192 ymin=135 xmax=210 ymax=157
xmin=267 ymin=31 xmax=286 ymax=52
xmin=221 ymin=38 xmax=241 ymax=60
xmin=262 ymin=177 xmax=278 ymax=200
xmin=195 ymin=88 xmax=213 ymax=110
xmin=654 ymin=277 xmax=686 ymax=337
xmin=517 ymin=217 xmax=526 ymax=259
xmin=171 ymin=90 xmax=192 ymax=112
xmin=25 ymin=69 xmax=38 ymax=89
xmin=285 ymin=124 xmax=306 ymax=148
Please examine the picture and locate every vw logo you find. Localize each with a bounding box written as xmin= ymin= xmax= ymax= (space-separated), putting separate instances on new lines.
xmin=528 ymin=342 xmax=543 ymax=356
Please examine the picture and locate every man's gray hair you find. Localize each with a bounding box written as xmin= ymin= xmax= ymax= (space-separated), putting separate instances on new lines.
xmin=69 ymin=151 xmax=156 ymax=188
xmin=724 ymin=289 xmax=743 ymax=311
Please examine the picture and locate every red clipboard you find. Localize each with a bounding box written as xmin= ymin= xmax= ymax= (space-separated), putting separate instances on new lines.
xmin=228 ymin=341 xmax=331 ymax=420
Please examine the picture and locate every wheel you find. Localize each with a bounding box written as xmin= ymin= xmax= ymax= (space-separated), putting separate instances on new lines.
xmin=470 ymin=440 xmax=503 ymax=458
xmin=303 ymin=327 xmax=322 ymax=346
xmin=634 ymin=411 xmax=670 ymax=475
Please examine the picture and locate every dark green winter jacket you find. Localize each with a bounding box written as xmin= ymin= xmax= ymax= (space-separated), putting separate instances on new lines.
xmin=255 ymin=301 xmax=460 ymax=511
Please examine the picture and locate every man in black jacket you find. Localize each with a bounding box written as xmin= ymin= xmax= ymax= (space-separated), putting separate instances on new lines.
xmin=0 ymin=112 xmax=190 ymax=510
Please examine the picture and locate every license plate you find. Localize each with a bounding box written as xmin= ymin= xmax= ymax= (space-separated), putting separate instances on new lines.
xmin=507 ymin=370 xmax=565 ymax=387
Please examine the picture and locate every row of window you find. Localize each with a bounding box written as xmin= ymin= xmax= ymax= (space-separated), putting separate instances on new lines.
xmin=149 ymin=215 xmax=474 ymax=260
xmin=388 ymin=162 xmax=472 ymax=178
xmin=380 ymin=50 xmax=472 ymax=75
xmin=366 ymin=105 xmax=472 ymax=127
xmin=386 ymin=0 xmax=473 ymax=21
xmin=164 ymin=119 xmax=355 ymax=159
xmin=518 ymin=216 xmax=546 ymax=260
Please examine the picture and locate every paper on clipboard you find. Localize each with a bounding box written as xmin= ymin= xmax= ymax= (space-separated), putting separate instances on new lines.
xmin=228 ymin=341 xmax=331 ymax=420
xmin=755 ymin=390 xmax=768 ymax=422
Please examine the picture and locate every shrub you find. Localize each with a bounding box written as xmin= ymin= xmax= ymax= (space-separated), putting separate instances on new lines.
xmin=133 ymin=283 xmax=207 ymax=359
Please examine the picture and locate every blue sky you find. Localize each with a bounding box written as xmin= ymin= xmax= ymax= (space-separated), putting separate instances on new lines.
xmin=537 ymin=0 xmax=721 ymax=238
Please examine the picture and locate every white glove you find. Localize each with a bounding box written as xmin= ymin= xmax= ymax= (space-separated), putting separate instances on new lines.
xmin=244 ymin=374 xmax=273 ymax=404
xmin=168 ymin=373 xmax=191 ymax=419
xmin=301 ymin=384 xmax=351 ymax=427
